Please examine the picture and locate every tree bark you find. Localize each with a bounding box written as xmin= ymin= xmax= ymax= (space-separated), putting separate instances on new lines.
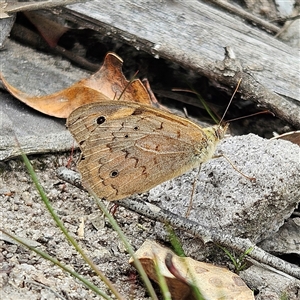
xmin=58 ymin=0 xmax=300 ymax=126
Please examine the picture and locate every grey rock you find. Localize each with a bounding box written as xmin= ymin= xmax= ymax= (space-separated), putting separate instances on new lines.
xmin=149 ymin=134 xmax=300 ymax=243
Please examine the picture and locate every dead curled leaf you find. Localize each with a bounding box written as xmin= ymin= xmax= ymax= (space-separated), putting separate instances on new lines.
xmin=271 ymin=130 xmax=300 ymax=146
xmin=129 ymin=240 xmax=254 ymax=300
xmin=0 ymin=52 xmax=153 ymax=118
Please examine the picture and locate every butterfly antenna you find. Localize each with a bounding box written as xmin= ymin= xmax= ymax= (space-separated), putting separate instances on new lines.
xmin=118 ymin=70 xmax=139 ymax=100
xmin=219 ymin=78 xmax=242 ymax=126
xmin=227 ymin=110 xmax=275 ymax=122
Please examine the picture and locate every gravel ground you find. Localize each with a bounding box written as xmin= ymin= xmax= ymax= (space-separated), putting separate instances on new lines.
xmin=1 ymin=152 xmax=160 ymax=300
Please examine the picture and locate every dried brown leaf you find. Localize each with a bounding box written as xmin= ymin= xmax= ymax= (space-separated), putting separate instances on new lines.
xmin=271 ymin=130 xmax=300 ymax=145
xmin=1 ymin=52 xmax=153 ymax=118
xmin=129 ymin=240 xmax=254 ymax=300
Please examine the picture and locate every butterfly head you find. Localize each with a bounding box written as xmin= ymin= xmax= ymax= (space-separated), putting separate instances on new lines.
xmin=204 ymin=123 xmax=229 ymax=143
xmin=214 ymin=123 xmax=229 ymax=140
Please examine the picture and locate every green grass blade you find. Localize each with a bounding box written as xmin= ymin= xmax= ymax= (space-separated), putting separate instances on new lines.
xmin=153 ymin=252 xmax=171 ymax=300
xmin=92 ymin=193 xmax=158 ymax=300
xmin=20 ymin=152 xmax=124 ymax=300
xmin=0 ymin=229 xmax=113 ymax=300
xmin=165 ymin=223 xmax=185 ymax=257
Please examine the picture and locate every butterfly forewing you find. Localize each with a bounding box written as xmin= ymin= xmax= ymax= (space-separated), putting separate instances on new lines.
xmin=67 ymin=101 xmax=223 ymax=201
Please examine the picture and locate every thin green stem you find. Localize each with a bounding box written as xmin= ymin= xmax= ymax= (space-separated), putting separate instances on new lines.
xmin=21 ymin=152 xmax=124 ymax=300
xmin=153 ymin=253 xmax=171 ymax=300
xmin=0 ymin=229 xmax=113 ymax=300
xmin=93 ymin=193 xmax=158 ymax=300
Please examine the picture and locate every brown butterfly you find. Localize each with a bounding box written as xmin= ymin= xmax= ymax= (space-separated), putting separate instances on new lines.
xmin=67 ymin=101 xmax=228 ymax=201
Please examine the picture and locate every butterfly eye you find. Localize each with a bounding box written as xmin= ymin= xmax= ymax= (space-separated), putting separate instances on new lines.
xmin=96 ymin=116 xmax=106 ymax=125
xmin=133 ymin=126 xmax=139 ymax=131
xmin=214 ymin=127 xmax=223 ymax=139
xmin=124 ymin=134 xmax=129 ymax=138
xmin=110 ymin=170 xmax=119 ymax=178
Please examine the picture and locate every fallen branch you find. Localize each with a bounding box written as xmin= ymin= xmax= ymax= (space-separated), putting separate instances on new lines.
xmin=56 ymin=166 xmax=300 ymax=279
